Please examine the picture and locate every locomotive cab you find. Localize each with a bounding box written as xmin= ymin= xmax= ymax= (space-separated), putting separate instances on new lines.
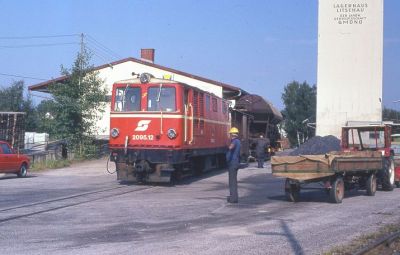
xmin=109 ymin=74 xmax=230 ymax=183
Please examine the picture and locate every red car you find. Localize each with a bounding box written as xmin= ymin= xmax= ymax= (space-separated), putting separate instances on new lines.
xmin=0 ymin=141 xmax=30 ymax=177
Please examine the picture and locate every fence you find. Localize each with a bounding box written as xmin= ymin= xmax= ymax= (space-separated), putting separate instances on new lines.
xmin=0 ymin=112 xmax=25 ymax=149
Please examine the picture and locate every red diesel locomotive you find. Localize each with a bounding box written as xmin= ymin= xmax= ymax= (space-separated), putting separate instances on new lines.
xmin=109 ymin=73 xmax=231 ymax=182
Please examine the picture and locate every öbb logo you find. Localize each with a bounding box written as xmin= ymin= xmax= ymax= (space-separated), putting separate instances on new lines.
xmin=135 ymin=120 xmax=151 ymax=131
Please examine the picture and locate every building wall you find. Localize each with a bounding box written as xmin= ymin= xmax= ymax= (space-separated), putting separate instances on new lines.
xmin=316 ymin=0 xmax=383 ymax=138
xmin=94 ymin=61 xmax=223 ymax=138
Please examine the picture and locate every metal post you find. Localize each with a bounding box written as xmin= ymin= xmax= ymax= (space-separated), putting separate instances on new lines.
xmin=394 ymin=100 xmax=400 ymax=123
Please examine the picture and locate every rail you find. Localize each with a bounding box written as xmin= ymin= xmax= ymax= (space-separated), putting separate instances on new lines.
xmin=354 ymin=229 xmax=400 ymax=255
xmin=0 ymin=185 xmax=157 ymax=224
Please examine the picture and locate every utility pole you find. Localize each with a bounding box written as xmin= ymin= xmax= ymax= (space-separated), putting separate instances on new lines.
xmin=78 ymin=33 xmax=84 ymax=87
xmin=80 ymin=33 xmax=84 ymax=55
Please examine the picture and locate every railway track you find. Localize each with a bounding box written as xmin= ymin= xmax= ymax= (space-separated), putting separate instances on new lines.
xmin=0 ymin=185 xmax=157 ymax=224
xmin=354 ymin=230 xmax=400 ymax=255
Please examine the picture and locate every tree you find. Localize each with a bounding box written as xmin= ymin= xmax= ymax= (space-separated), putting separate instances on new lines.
xmin=0 ymin=81 xmax=37 ymax=131
xmin=281 ymin=81 xmax=316 ymax=146
xmin=383 ymin=107 xmax=400 ymax=123
xmin=35 ymin=99 xmax=57 ymax=135
xmin=48 ymin=49 xmax=107 ymax=157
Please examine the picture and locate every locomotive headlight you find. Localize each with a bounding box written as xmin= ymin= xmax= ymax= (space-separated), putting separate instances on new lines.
xmin=111 ymin=128 xmax=120 ymax=138
xmin=167 ymin=128 xmax=177 ymax=139
xmin=139 ymin=73 xmax=153 ymax=84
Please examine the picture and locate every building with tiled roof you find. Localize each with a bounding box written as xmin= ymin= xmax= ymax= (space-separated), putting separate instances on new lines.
xmin=29 ymin=49 xmax=248 ymax=138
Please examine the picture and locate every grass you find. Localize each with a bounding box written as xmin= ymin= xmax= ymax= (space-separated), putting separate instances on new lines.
xmin=324 ymin=222 xmax=400 ymax=255
xmin=30 ymin=159 xmax=72 ymax=171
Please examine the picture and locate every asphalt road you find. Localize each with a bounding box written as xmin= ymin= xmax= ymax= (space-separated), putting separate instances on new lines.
xmin=1 ymin=158 xmax=400 ymax=255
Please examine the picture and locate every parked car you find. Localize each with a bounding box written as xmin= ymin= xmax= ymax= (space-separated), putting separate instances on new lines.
xmin=0 ymin=141 xmax=30 ymax=177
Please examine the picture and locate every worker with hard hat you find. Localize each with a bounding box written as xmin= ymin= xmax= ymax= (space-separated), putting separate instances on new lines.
xmin=226 ymin=127 xmax=241 ymax=203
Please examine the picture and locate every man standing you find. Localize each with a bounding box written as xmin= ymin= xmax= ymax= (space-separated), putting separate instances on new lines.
xmin=255 ymin=134 xmax=268 ymax=168
xmin=226 ymin=127 xmax=241 ymax=203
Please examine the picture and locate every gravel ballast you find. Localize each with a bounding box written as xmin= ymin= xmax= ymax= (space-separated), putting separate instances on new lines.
xmin=289 ymin=135 xmax=341 ymax=156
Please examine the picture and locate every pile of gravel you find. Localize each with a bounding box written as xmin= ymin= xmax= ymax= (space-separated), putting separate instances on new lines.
xmin=289 ymin=135 xmax=341 ymax=156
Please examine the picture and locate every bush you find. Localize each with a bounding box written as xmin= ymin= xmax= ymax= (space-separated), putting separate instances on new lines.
xmin=30 ymin=159 xmax=71 ymax=171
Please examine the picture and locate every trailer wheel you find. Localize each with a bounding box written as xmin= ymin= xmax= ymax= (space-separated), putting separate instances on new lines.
xmin=329 ymin=177 xmax=344 ymax=203
xmin=366 ymin=173 xmax=377 ymax=196
xmin=285 ymin=178 xmax=300 ymax=202
xmin=382 ymin=157 xmax=395 ymax=191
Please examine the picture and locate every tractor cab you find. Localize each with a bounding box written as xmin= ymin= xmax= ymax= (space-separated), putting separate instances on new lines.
xmin=341 ymin=124 xmax=393 ymax=156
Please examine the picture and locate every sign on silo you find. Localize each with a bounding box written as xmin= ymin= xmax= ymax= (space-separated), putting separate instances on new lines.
xmin=316 ymin=1 xmax=383 ymax=138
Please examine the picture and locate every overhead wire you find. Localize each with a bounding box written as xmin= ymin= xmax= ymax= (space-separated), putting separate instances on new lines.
xmin=0 ymin=33 xmax=122 ymax=92
xmin=28 ymin=92 xmax=53 ymax=100
xmin=86 ymin=45 xmax=114 ymax=65
xmin=85 ymin=43 xmax=117 ymax=64
xmin=0 ymin=72 xmax=47 ymax=81
xmin=0 ymin=42 xmax=79 ymax=48
xmin=86 ymin=34 xmax=122 ymax=59
xmin=0 ymin=34 xmax=80 ymax=40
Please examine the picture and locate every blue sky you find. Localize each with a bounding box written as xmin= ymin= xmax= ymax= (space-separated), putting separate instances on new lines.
xmin=0 ymin=0 xmax=399 ymax=110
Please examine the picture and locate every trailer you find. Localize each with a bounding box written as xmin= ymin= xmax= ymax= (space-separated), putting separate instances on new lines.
xmin=391 ymin=133 xmax=400 ymax=187
xmin=272 ymin=124 xmax=397 ymax=203
xmin=395 ymin=158 xmax=400 ymax=188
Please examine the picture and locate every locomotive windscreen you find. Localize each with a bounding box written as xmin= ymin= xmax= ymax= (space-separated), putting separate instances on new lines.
xmin=114 ymin=86 xmax=141 ymax=112
xmin=147 ymin=87 xmax=176 ymax=112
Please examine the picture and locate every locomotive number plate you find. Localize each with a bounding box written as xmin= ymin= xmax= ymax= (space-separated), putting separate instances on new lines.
xmin=132 ymin=134 xmax=154 ymax=141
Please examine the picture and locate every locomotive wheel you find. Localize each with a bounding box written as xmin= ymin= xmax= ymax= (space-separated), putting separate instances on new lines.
xmin=366 ymin=173 xmax=377 ymax=196
xmin=285 ymin=178 xmax=300 ymax=202
xmin=329 ymin=177 xmax=344 ymax=203
xmin=171 ymin=167 xmax=183 ymax=183
xmin=217 ymin=154 xmax=227 ymax=169
xmin=382 ymin=157 xmax=395 ymax=191
xmin=192 ymin=157 xmax=205 ymax=176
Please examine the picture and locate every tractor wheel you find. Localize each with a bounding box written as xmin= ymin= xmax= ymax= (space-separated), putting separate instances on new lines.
xmin=382 ymin=157 xmax=395 ymax=191
xmin=285 ymin=178 xmax=300 ymax=202
xmin=329 ymin=177 xmax=344 ymax=203
xmin=366 ymin=173 xmax=377 ymax=196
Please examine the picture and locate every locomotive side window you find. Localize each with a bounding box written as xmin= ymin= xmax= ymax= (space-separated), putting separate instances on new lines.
xmin=148 ymin=87 xmax=176 ymax=112
xmin=205 ymin=95 xmax=210 ymax=114
xmin=222 ymin=101 xmax=227 ymax=114
xmin=114 ymin=86 xmax=141 ymax=112
xmin=199 ymin=93 xmax=204 ymax=129
xmin=212 ymin=97 xmax=218 ymax=112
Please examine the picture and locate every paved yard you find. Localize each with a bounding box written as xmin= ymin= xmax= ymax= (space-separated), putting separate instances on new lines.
xmin=1 ymin=158 xmax=400 ymax=255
